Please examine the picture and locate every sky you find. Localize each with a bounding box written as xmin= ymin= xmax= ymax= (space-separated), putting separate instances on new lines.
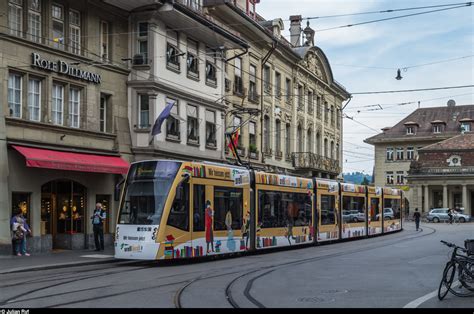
xmin=257 ymin=0 xmax=474 ymax=175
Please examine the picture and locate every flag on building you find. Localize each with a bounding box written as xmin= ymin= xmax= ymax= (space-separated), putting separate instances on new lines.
xmin=151 ymin=99 xmax=175 ymax=136
xmin=227 ymin=128 xmax=240 ymax=157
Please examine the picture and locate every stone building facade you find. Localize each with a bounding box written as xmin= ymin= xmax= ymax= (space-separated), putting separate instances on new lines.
xmin=203 ymin=0 xmax=350 ymax=178
xmin=407 ymin=134 xmax=474 ymax=216
xmin=365 ymin=102 xmax=474 ymax=214
xmin=104 ymin=0 xmax=248 ymax=163
xmin=0 ymin=0 xmax=132 ymax=254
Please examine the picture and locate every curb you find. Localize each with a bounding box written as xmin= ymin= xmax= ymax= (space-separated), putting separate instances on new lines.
xmin=0 ymin=258 xmax=120 ymax=274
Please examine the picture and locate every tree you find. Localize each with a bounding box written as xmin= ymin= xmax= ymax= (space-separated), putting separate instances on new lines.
xmin=361 ymin=177 xmax=370 ymax=186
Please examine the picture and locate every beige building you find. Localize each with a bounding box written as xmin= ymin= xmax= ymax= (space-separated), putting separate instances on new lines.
xmin=365 ymin=101 xmax=474 ymax=214
xmin=204 ymin=1 xmax=350 ymax=178
xmin=0 ymin=0 xmax=132 ymax=253
xmin=407 ymin=134 xmax=474 ymax=216
xmin=104 ymin=0 xmax=248 ymax=164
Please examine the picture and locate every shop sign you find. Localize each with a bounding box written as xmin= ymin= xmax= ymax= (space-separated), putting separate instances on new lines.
xmin=31 ymin=52 xmax=102 ymax=84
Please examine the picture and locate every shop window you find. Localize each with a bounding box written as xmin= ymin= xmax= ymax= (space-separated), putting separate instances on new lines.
xmin=96 ymin=195 xmax=111 ymax=233
xmin=214 ymin=187 xmax=243 ymax=231
xmin=41 ymin=184 xmax=52 ymax=235
xmin=11 ymin=192 xmax=31 ymax=228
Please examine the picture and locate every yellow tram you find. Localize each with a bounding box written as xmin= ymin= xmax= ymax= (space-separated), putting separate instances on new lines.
xmin=115 ymin=160 xmax=403 ymax=260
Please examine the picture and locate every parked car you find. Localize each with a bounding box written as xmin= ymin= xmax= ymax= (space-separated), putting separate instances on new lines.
xmin=375 ymin=208 xmax=394 ymax=220
xmin=343 ymin=210 xmax=365 ymax=222
xmin=427 ymin=208 xmax=471 ymax=223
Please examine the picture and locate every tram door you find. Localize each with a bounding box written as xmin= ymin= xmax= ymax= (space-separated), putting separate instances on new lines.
xmin=317 ymin=191 xmax=340 ymax=242
xmin=367 ymin=196 xmax=382 ymax=236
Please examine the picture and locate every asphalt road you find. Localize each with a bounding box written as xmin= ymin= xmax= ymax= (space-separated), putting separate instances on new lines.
xmin=1 ymin=221 xmax=473 ymax=308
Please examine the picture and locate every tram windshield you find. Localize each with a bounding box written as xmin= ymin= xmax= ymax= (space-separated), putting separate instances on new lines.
xmin=118 ymin=161 xmax=181 ymax=225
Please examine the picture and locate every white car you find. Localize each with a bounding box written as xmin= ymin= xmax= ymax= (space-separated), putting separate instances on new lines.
xmin=375 ymin=208 xmax=394 ymax=220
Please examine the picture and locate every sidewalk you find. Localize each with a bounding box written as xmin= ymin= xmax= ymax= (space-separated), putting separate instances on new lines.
xmin=0 ymin=248 xmax=119 ymax=274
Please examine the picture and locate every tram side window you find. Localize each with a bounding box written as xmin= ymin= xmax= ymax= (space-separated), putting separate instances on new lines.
xmin=385 ymin=198 xmax=401 ymax=219
xmin=258 ymin=191 xmax=312 ymax=228
xmin=342 ymin=196 xmax=365 ymax=222
xmin=193 ymin=184 xmax=206 ymax=231
xmin=370 ymin=198 xmax=380 ymax=221
xmin=167 ymin=183 xmax=189 ymax=231
xmin=320 ymin=194 xmax=336 ymax=225
xmin=291 ymin=193 xmax=312 ymax=227
xmin=259 ymin=191 xmax=284 ymax=228
xmin=214 ymin=187 xmax=243 ymax=231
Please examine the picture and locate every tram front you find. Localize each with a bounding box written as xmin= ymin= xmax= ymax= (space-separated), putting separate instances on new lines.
xmin=115 ymin=160 xmax=181 ymax=260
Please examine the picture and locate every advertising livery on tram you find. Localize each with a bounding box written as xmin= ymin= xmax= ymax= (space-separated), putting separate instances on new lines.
xmin=115 ymin=160 xmax=403 ymax=260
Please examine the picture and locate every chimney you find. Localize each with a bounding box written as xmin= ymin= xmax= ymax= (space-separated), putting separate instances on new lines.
xmin=289 ymin=15 xmax=302 ymax=47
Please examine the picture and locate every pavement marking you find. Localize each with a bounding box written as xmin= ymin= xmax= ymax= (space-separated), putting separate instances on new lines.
xmin=80 ymin=254 xmax=114 ymax=259
xmin=403 ymin=280 xmax=459 ymax=308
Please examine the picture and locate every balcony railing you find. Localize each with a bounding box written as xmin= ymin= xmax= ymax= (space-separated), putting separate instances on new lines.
xmin=177 ymin=0 xmax=203 ymax=13
xmin=292 ymin=152 xmax=341 ymax=174
xmin=409 ymin=164 xmax=474 ymax=175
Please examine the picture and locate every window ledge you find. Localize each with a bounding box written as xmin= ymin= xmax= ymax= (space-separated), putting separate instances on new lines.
xmin=132 ymin=64 xmax=151 ymax=71
xmin=166 ymin=135 xmax=181 ymax=143
xmin=187 ymin=72 xmax=200 ymax=82
xmin=206 ymin=80 xmax=218 ymax=88
xmin=206 ymin=144 xmax=217 ymax=150
xmin=166 ymin=64 xmax=181 ymax=74
xmin=187 ymin=139 xmax=200 ymax=147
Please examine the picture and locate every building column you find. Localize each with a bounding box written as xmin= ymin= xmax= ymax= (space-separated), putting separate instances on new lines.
xmin=462 ymin=184 xmax=468 ymax=212
xmin=424 ymin=185 xmax=430 ymax=213
xmin=416 ymin=184 xmax=423 ymax=213
xmin=443 ymin=184 xmax=448 ymax=208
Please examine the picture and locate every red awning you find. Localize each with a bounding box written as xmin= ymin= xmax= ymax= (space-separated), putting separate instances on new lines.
xmin=12 ymin=145 xmax=129 ymax=174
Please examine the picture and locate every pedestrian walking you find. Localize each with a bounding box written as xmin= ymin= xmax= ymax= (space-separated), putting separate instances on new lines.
xmin=91 ymin=202 xmax=106 ymax=251
xmin=413 ymin=208 xmax=421 ymax=231
xmin=448 ymin=208 xmax=454 ymax=224
xmin=10 ymin=208 xmax=31 ymax=256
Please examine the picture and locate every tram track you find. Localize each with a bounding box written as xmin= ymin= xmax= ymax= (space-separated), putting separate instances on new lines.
xmin=175 ymin=225 xmax=436 ymax=308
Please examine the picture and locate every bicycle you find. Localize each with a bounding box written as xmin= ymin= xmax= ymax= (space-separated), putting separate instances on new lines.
xmin=438 ymin=240 xmax=474 ymax=300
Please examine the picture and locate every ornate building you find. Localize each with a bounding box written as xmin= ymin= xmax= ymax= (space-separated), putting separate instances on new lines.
xmin=365 ymin=101 xmax=474 ymax=214
xmin=407 ymin=133 xmax=474 ymax=216
xmin=0 ymin=0 xmax=132 ymax=253
xmin=203 ymin=1 xmax=350 ymax=178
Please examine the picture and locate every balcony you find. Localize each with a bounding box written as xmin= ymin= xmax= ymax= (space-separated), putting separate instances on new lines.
xmin=249 ymin=149 xmax=259 ymax=160
xmin=177 ymin=0 xmax=203 ymax=13
xmin=292 ymin=152 xmax=341 ymax=174
xmin=248 ymin=90 xmax=260 ymax=103
xmin=409 ymin=161 xmax=474 ymax=175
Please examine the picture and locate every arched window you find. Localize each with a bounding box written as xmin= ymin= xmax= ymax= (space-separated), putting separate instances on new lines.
xmin=330 ymin=141 xmax=335 ymax=159
xmin=324 ymin=138 xmax=328 ymax=157
xmin=336 ymin=143 xmax=340 ymax=161
xmin=275 ymin=119 xmax=281 ymax=153
xmin=316 ymin=132 xmax=321 ymax=155
xmin=264 ymin=115 xmax=270 ymax=153
xmin=307 ymin=129 xmax=312 ymax=153
xmin=297 ymin=124 xmax=303 ymax=152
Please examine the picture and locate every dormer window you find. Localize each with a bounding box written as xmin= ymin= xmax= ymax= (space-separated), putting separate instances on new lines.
xmin=430 ymin=120 xmax=445 ymax=134
xmin=404 ymin=121 xmax=418 ymax=135
xmin=461 ymin=122 xmax=471 ymax=132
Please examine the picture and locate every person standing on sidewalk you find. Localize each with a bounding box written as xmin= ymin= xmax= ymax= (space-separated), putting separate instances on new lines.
xmin=413 ymin=208 xmax=421 ymax=231
xmin=91 ymin=203 xmax=106 ymax=251
xmin=10 ymin=209 xmax=31 ymax=256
